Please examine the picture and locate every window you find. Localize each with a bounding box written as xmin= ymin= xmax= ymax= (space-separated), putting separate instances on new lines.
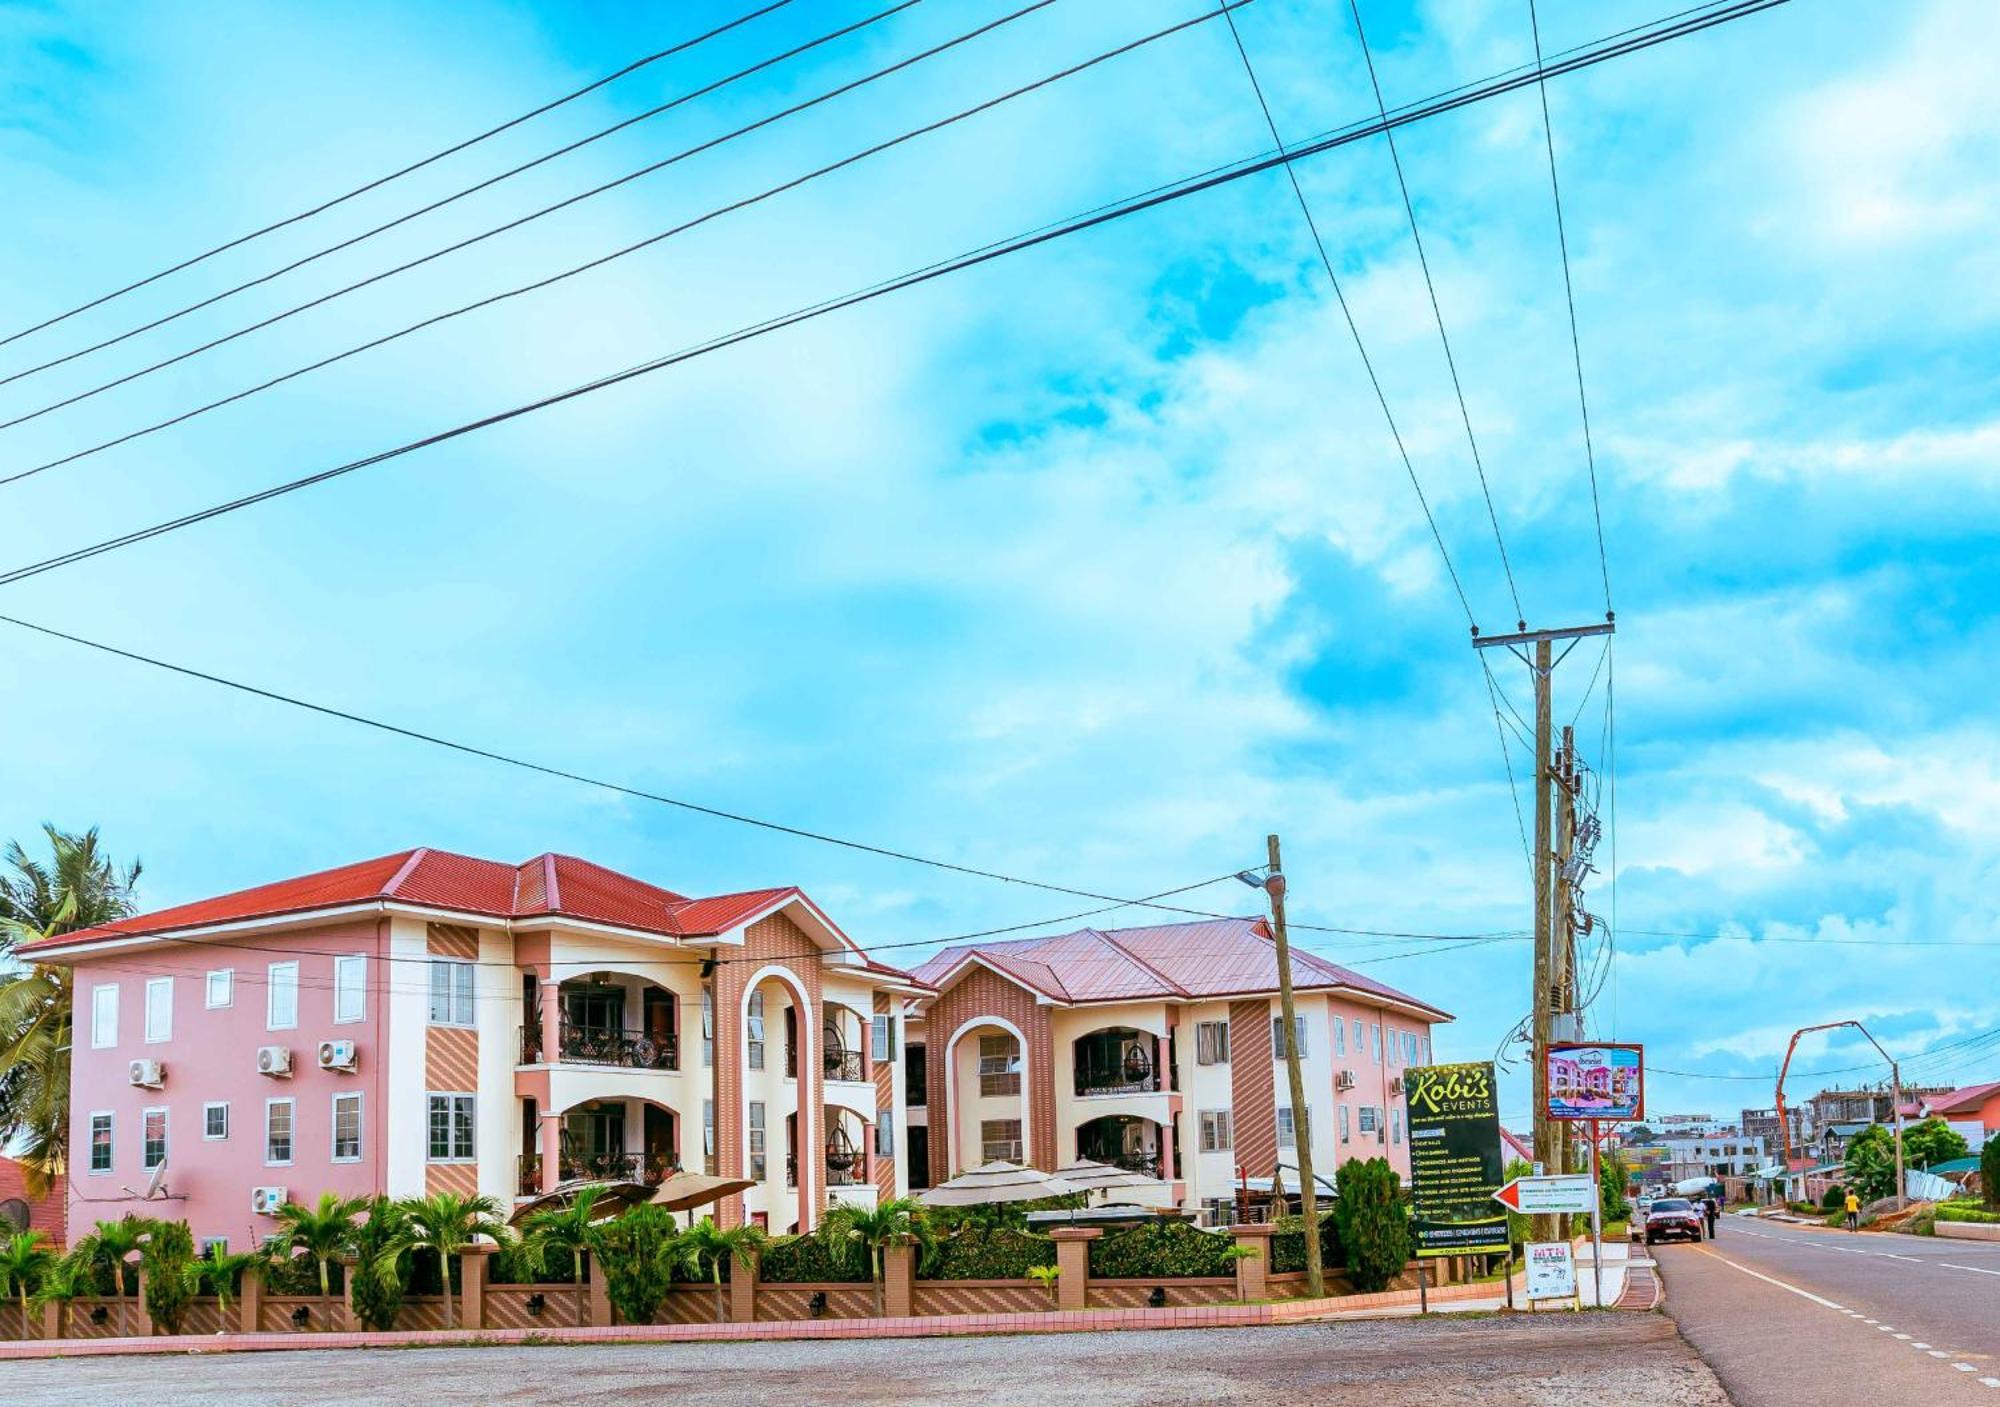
xmin=871 ymin=1013 xmax=896 ymax=1062
xmin=874 ymin=1121 xmax=895 ymax=1157
xmin=1371 ymin=1023 xmax=1382 ymax=1064
xmin=1358 ymin=1105 xmax=1378 ymax=1135
xmin=1391 ymin=1108 xmax=1402 ymax=1145
xmin=1421 ymin=1036 xmax=1432 ymax=1065
xmin=1194 ymin=1020 xmax=1230 ymax=1065
xmin=1339 ymin=1104 xmax=1351 ymax=1143
xmin=144 ymin=977 xmax=173 ymax=1043
xmin=702 ymin=1099 xmax=715 ymax=1157
xmin=427 ymin=960 xmax=473 ymax=1027
xmin=142 ymin=1107 xmax=168 ymax=1171
xmin=1351 ymin=1019 xmax=1364 ymax=1057
xmin=205 ymin=969 xmax=234 ymax=1009
xmin=203 ymin=1102 xmax=230 ymax=1141
xmin=977 ymin=1034 xmax=1021 ymax=1097
xmin=426 ymin=1094 xmax=475 ymax=1162
xmin=333 ymin=956 xmax=367 ymax=1024
xmin=701 ymin=988 xmax=714 ymax=1067
xmin=746 ymin=992 xmax=766 ymax=1071
xmin=332 ymin=1092 xmax=363 ymax=1162
xmin=199 ymin=1238 xmax=229 ymax=1259
xmin=981 ymin=1119 xmax=1023 ymax=1163
xmin=88 ymin=1112 xmax=114 ymax=1174
xmin=1332 ymin=1018 xmax=1346 ymax=1058
xmin=266 ymin=1099 xmax=295 ymax=1165
xmin=748 ymin=1101 xmax=767 ymax=1181
xmin=1199 ymin=1109 xmax=1233 ymax=1153
xmin=1272 ymin=1015 xmax=1308 ymax=1061
xmin=90 ymin=984 xmax=118 ymax=1049
xmin=267 ymin=962 xmax=299 ymax=1031
xmin=1277 ymin=1104 xmax=1299 ymax=1149
xmin=1403 ymin=1032 xmax=1419 ymax=1066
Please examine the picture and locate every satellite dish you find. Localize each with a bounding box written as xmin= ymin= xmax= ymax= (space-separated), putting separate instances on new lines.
xmin=142 ymin=1158 xmax=171 ymax=1201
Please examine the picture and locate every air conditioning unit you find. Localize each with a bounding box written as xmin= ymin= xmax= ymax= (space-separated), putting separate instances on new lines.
xmin=251 ymin=1186 xmax=288 ymax=1216
xmin=1389 ymin=1077 xmax=1404 ymax=1096
xmin=127 ymin=1058 xmax=165 ymax=1089
xmin=1335 ymin=1070 xmax=1356 ymax=1091
xmin=316 ymin=1039 xmax=357 ymax=1072
xmin=256 ymin=1045 xmax=294 ymax=1077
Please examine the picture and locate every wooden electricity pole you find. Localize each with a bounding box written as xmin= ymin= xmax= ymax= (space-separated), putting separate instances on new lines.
xmin=1472 ymin=620 xmax=1614 ymax=1245
xmin=1265 ymin=833 xmax=1323 ymax=1298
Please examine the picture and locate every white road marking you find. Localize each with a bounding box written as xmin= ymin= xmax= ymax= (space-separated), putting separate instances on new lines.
xmin=1931 ymin=1351 xmax=1952 ymax=1359
xmin=1896 ymin=1334 xmax=1913 ymax=1340
xmin=1956 ymin=1364 xmax=1979 ymax=1373
xmin=1914 ymin=1344 xmax=1932 ymax=1350
xmin=1877 ymin=1325 xmax=1897 ymax=1332
xmin=1944 ymin=1264 xmax=2000 ymax=1278
xmin=1977 ymin=1376 xmax=2000 ymax=1388
xmin=1882 ymin=1253 xmax=1923 ymax=1262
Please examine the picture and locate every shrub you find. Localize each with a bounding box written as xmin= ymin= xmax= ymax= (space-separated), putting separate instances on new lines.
xmin=586 ymin=1205 xmax=679 ymax=1325
xmin=1334 ymin=1157 xmax=1411 ymax=1294
xmin=1270 ymin=1212 xmax=1344 ymax=1273
xmin=138 ymin=1219 xmax=197 ymax=1335
xmin=922 ymin=1229 xmax=1057 ymax=1280
xmin=1983 ymin=1140 xmax=2000 ymax=1211
xmin=350 ymin=1199 xmax=410 ymax=1332
xmin=1087 ymin=1221 xmax=1239 ymax=1279
xmin=759 ymin=1231 xmax=869 ymax=1283
xmin=1820 ymin=1184 xmax=1847 ymax=1213
xmin=1936 ymin=1202 xmax=2000 ymax=1225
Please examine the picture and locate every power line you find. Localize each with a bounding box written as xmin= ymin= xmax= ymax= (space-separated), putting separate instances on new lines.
xmin=0 ymin=0 xmax=925 ymax=396
xmin=0 ymin=0 xmax=798 ymax=351
xmin=1346 ymin=0 xmax=1525 ymax=629
xmin=0 ymin=0 xmax=1794 ymax=588
xmin=0 ymin=0 xmax=1074 ymax=453
xmin=1527 ymin=0 xmax=1613 ymax=616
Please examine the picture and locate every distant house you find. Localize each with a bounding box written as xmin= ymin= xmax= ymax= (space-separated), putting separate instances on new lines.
xmin=0 ymin=1156 xmax=65 ymax=1247
xmin=1921 ymin=1083 xmax=2000 ymax=1154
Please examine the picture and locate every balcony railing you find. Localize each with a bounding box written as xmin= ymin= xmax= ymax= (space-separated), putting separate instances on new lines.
xmin=521 ymin=1020 xmax=680 ymax=1070
xmin=1073 ymin=1051 xmax=1160 ymax=1098
xmin=1081 ymin=1151 xmax=1163 ymax=1179
xmin=824 ymin=1049 xmax=866 ymax=1083
xmin=517 ymin=1153 xmax=543 ymax=1197
xmin=826 ymin=1160 xmax=868 ymax=1187
xmin=557 ymin=1149 xmax=677 ymax=1185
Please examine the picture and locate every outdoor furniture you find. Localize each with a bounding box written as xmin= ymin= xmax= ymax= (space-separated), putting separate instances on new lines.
xmin=918 ymin=1160 xmax=1085 ymax=1208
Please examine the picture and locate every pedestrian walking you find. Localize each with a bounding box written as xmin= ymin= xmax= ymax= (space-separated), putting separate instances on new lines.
xmin=1844 ymin=1189 xmax=1861 ymax=1231
xmin=1703 ymin=1195 xmax=1720 ymax=1238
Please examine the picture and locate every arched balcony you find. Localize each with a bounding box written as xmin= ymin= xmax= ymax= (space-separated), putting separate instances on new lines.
xmin=1075 ymin=1114 xmax=1165 ymax=1180
xmin=519 ymin=972 xmax=680 ymax=1071
xmin=823 ymin=1002 xmax=868 ymax=1084
xmin=517 ymin=1096 xmax=681 ymax=1195
xmin=1072 ymin=1026 xmax=1163 ymax=1098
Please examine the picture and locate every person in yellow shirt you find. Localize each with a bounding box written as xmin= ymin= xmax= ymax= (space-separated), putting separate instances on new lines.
xmin=1844 ymin=1190 xmax=1862 ymax=1232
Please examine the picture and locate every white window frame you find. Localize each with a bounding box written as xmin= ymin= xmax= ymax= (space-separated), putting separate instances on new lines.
xmin=1371 ymin=1022 xmax=1382 ymax=1064
xmin=1391 ymin=1108 xmax=1402 ymax=1145
xmin=871 ymin=1013 xmax=895 ymax=1063
xmin=203 ymin=1101 xmax=230 ymax=1142
xmin=333 ymin=955 xmax=367 ymax=1025
xmin=1277 ymin=1104 xmax=1297 ymax=1149
xmin=205 ymin=968 xmax=234 ymax=1009
xmin=426 ymin=1093 xmax=476 ymax=1163
xmin=331 ymin=1091 xmax=364 ymax=1163
xmin=1332 ymin=1018 xmax=1346 ymax=1058
xmin=1195 ymin=1020 xmax=1230 ymax=1066
xmin=1352 ymin=1018 xmax=1364 ymax=1056
xmin=747 ymin=1100 xmax=767 ymax=1181
xmin=88 ymin=1110 xmax=114 ymax=1175
xmin=1272 ymin=1014 xmax=1308 ymax=1061
xmin=1359 ymin=1105 xmax=1378 ymax=1135
xmin=144 ymin=977 xmax=173 ymax=1044
xmin=90 ymin=984 xmax=119 ymax=1049
xmin=980 ymin=1118 xmax=1024 ymax=1163
xmin=427 ymin=960 xmax=474 ymax=1028
xmin=702 ymin=1099 xmax=715 ymax=1156
xmin=1339 ymin=1104 xmax=1351 ymax=1143
xmin=701 ymin=989 xmax=714 ymax=1068
xmin=1421 ymin=1036 xmax=1432 ymax=1065
xmin=746 ymin=992 xmax=766 ymax=1071
xmin=141 ymin=1105 xmax=169 ymax=1171
xmin=1199 ymin=1108 xmax=1233 ymax=1153
xmin=874 ymin=1121 xmax=895 ymax=1157
xmin=978 ymin=1034 xmax=1022 ymax=1097
xmin=265 ymin=1097 xmax=296 ymax=1167
xmin=199 ymin=1237 xmax=229 ymax=1258
xmin=267 ymin=961 xmax=300 ymax=1032
xmin=1404 ymin=1032 xmax=1419 ymax=1066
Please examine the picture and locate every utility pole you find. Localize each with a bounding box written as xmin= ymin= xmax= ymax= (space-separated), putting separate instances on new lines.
xmin=1473 ymin=619 xmax=1614 ymax=1245
xmin=1553 ymin=725 xmax=1579 ymax=1219
xmin=1265 ymin=833 xmax=1324 ymax=1298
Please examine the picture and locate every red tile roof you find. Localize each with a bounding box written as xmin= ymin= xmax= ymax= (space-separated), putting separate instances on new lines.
xmin=910 ymin=916 xmax=1450 ymax=1019
xmin=1927 ymin=1081 xmax=2000 ymax=1116
xmin=18 ymin=849 xmax=851 ymax=956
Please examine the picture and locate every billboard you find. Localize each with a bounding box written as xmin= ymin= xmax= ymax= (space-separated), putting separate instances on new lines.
xmin=1404 ymin=1061 xmax=1510 ymax=1259
xmin=1546 ymin=1042 xmax=1644 ymax=1121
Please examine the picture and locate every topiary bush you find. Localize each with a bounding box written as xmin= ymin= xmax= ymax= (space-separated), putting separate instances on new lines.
xmin=1820 ymin=1184 xmax=1848 ymax=1213
xmin=1269 ymin=1212 xmax=1344 ymax=1273
xmin=758 ymin=1231 xmax=869 ymax=1284
xmin=586 ymin=1205 xmax=678 ymax=1325
xmin=921 ymin=1229 xmax=1056 ymax=1280
xmin=1333 ymin=1157 xmax=1411 ymax=1293
xmin=138 ymin=1219 xmax=196 ymax=1335
xmin=1087 ymin=1221 xmax=1239 ymax=1279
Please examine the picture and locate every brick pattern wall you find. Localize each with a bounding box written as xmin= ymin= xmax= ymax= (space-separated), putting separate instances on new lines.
xmin=485 ymin=1284 xmax=585 ymax=1330
xmin=0 ymin=1156 xmax=65 ymax=1246
xmin=425 ymin=924 xmax=481 ymax=1197
xmin=923 ymin=967 xmax=1055 ymax=1184
xmin=711 ymin=912 xmax=824 ymax=1230
xmin=872 ymin=993 xmax=897 ymax=1193
xmin=755 ymin=1285 xmax=876 ymax=1321
xmin=1229 ymin=1000 xmax=1277 ymax=1178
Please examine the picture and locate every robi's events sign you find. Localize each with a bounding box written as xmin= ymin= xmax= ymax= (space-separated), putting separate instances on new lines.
xmin=1546 ymin=1042 xmax=1644 ymax=1122
xmin=1404 ymin=1061 xmax=1509 ymax=1259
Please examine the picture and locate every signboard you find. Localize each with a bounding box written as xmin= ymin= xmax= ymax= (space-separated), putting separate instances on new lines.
xmin=1546 ymin=1042 xmax=1645 ymax=1122
xmin=1404 ymin=1061 xmax=1509 ymax=1258
xmin=1524 ymin=1240 xmax=1577 ymax=1302
xmin=1492 ymin=1173 xmax=1596 ymax=1215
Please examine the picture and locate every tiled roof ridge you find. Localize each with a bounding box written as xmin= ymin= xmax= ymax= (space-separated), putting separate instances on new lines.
xmin=1093 ymin=927 xmax=1193 ymax=998
xmin=383 ymin=848 xmax=429 ymax=896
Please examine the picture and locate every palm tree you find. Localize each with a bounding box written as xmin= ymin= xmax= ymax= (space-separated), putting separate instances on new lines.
xmin=0 ymin=1230 xmax=55 ymax=1337
xmin=0 ymin=826 xmax=141 ymax=1195
xmin=71 ymin=1216 xmax=146 ymax=1337
xmin=519 ymin=1186 xmax=604 ymax=1327
xmin=385 ymin=1192 xmax=511 ymax=1330
xmin=183 ymin=1248 xmax=261 ymax=1332
xmin=30 ymin=1250 xmax=92 ymax=1333
xmin=270 ymin=1192 xmax=368 ymax=1324
xmin=677 ymin=1217 xmax=766 ymax=1324
xmin=823 ymin=1197 xmax=931 ymax=1318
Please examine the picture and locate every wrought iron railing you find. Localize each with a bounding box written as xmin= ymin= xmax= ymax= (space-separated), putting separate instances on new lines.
xmin=826 ymin=1160 xmax=868 ymax=1186
xmin=1079 ymin=1150 xmax=1163 ymax=1179
xmin=517 ymin=1153 xmax=543 ymax=1196
xmin=558 ymin=1020 xmax=680 ymax=1071
xmin=557 ymin=1149 xmax=677 ymax=1185
xmin=1073 ymin=1048 xmax=1159 ymax=1097
xmin=824 ymin=1048 xmax=866 ymax=1083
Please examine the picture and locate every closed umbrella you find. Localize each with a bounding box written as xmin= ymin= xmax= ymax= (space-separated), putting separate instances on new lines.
xmin=919 ymin=1160 xmax=1085 ymax=1207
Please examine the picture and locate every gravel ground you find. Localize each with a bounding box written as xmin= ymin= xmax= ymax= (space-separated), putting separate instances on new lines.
xmin=2 ymin=1315 xmax=1731 ymax=1406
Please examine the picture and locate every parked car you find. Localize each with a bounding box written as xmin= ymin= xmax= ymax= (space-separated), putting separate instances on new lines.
xmin=1644 ymin=1196 xmax=1705 ymax=1245
xmin=1629 ymin=1196 xmax=1654 ymax=1240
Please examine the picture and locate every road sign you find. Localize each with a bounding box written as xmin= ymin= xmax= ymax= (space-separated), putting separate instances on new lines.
xmin=1524 ymin=1241 xmax=1577 ymax=1303
xmin=1492 ymin=1173 xmax=1597 ymax=1214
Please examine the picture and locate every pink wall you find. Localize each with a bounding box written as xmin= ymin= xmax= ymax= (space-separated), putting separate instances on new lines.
xmin=1324 ymin=995 xmax=1436 ymax=1183
xmin=66 ymin=918 xmax=391 ymax=1250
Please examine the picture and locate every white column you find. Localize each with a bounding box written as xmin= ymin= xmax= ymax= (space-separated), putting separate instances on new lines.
xmin=384 ymin=917 xmax=430 ymax=1197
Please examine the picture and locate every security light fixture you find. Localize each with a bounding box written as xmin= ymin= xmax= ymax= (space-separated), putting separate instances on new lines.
xmin=1148 ymin=1286 xmax=1168 ymax=1308
xmin=526 ymin=1294 xmax=546 ymax=1316
xmin=808 ymin=1291 xmax=828 ymax=1318
xmin=292 ymin=1305 xmax=311 ymax=1327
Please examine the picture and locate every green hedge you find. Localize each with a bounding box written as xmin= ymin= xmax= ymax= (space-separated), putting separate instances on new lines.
xmin=1937 ymin=1202 xmax=2000 ymax=1224
xmin=921 ymin=1229 xmax=1056 ymax=1280
xmin=1087 ymin=1221 xmax=1239 ymax=1279
xmin=1270 ymin=1213 xmax=1344 ymax=1273
xmin=489 ymin=1246 xmax=580 ymax=1286
xmin=759 ymin=1233 xmax=869 ymax=1283
xmin=262 ymin=1255 xmax=347 ymax=1295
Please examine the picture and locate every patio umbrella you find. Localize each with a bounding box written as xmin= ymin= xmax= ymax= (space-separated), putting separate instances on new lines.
xmin=508 ymin=1178 xmax=651 ymax=1226
xmin=918 ymin=1160 xmax=1085 ymax=1207
xmin=650 ymin=1169 xmax=759 ymax=1217
xmin=1054 ymin=1158 xmax=1160 ymax=1197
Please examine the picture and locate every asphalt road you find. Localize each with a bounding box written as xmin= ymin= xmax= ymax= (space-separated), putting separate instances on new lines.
xmin=1659 ymin=1215 xmax=2000 ymax=1406
xmin=1 ymin=1316 xmax=1726 ymax=1407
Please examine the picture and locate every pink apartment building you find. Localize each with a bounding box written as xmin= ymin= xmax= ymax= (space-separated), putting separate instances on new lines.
xmin=901 ymin=917 xmax=1451 ymax=1224
xmin=23 ymin=848 xmax=926 ymax=1251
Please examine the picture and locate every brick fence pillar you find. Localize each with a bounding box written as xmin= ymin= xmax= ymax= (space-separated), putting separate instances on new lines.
xmin=337 ymin=1255 xmax=359 ymax=1331
xmin=585 ymin=1250 xmax=611 ymax=1327
xmin=1231 ymin=1224 xmax=1276 ymax=1302
xmin=130 ymin=1263 xmax=154 ymax=1336
xmin=1048 ymin=1228 xmax=1100 ymax=1312
xmin=882 ymin=1240 xmax=915 ymax=1318
xmin=459 ymin=1245 xmax=494 ymax=1330
xmin=730 ymin=1250 xmax=758 ymax=1323
xmin=39 ymin=1298 xmax=64 ymax=1339
xmin=240 ymin=1264 xmax=264 ymax=1332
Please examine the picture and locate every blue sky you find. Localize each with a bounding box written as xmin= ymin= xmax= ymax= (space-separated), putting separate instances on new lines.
xmin=3 ymin=0 xmax=1996 ymax=1131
